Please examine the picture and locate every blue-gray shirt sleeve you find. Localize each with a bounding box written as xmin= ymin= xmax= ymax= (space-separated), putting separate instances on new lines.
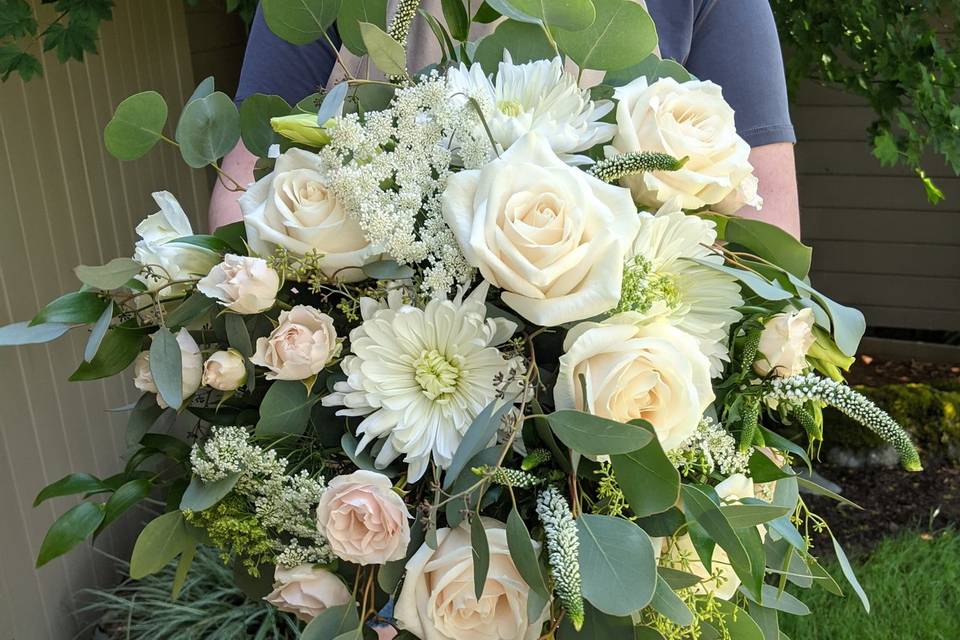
xmin=234 ymin=4 xmax=340 ymax=106
xmin=685 ymin=0 xmax=796 ymax=147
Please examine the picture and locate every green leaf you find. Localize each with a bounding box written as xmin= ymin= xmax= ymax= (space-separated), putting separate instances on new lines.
xmin=796 ymin=477 xmax=862 ymax=510
xmin=748 ymin=450 xmax=794 ymax=483
xmin=165 ymin=293 xmax=216 ymax=330
xmin=74 ymin=257 xmax=143 ymax=290
xmin=185 ymin=76 xmax=215 ymax=107
xmin=753 ymin=584 xmax=810 ymax=616
xmin=170 ymin=234 xmax=233 ymax=254
xmin=262 ymin=0 xmax=341 ymax=45
xmin=508 ymin=0 xmax=596 ymax=31
xmin=69 ymin=325 xmax=146 ymax=381
xmin=317 ymin=82 xmax=349 ymax=125
xmin=723 ymin=218 xmax=813 ymax=279
xmin=706 ymin=600 xmax=764 ymax=640
xmin=658 ymin=566 xmax=701 ymax=590
xmin=557 ymin=601 xmax=635 ymax=639
xmin=34 ymin=473 xmax=105 ymax=507
xmin=361 ymin=258 xmax=415 ymax=280
xmin=302 ymin=603 xmax=360 ymax=640
xmin=213 ymin=221 xmax=249 ymax=254
xmin=445 ymin=447 xmax=501 ymax=527
xmin=719 ymin=504 xmax=791 ymax=528
xmin=481 ymin=0 xmax=541 ymax=24
xmin=171 ymin=542 xmax=197 ymax=600
xmin=140 ymin=433 xmax=192 ymax=461
xmin=506 ymin=507 xmax=550 ymax=620
xmin=470 ymin=515 xmax=490 ymax=599
xmin=239 ymin=93 xmax=291 ymax=158
xmin=576 ymin=514 xmax=657 ymax=616
xmin=474 ymin=19 xmax=554 ymax=74
xmin=379 ymin=517 xmax=424 ymax=594
xmin=0 ymin=321 xmax=72 ymax=346
xmin=547 ymin=410 xmax=653 ymax=457
xmin=605 ymin=54 xmax=692 ymax=86
xmin=337 ymin=0 xmax=388 ymax=55
xmin=225 ymin=313 xmax=253 ymax=356
xmin=36 ymin=501 xmax=105 ymax=567
xmin=179 ymin=472 xmax=241 ymax=512
xmin=831 ymin=534 xmax=870 ymax=613
xmin=651 ymin=574 xmax=693 ymax=626
xmin=785 ymin=274 xmax=865 ymax=357
xmin=440 ymin=0 xmax=470 ymax=40
xmin=359 ymin=21 xmax=406 ymax=76
xmin=555 ymin=0 xmax=657 ymax=71
xmin=255 ymin=380 xmax=320 ymax=435
xmin=103 ymin=91 xmax=168 ymax=161
xmin=176 ymin=91 xmax=241 ymax=168
xmin=150 ymin=327 xmax=184 ymax=409
xmin=31 ymin=291 xmax=109 ymax=326
xmin=691 ymin=259 xmax=793 ymax=301
xmin=84 ymin=303 xmax=114 ymax=362
xmin=609 ymin=422 xmax=679 ymax=517
xmin=443 ymin=396 xmax=518 ymax=490
xmin=98 ymin=479 xmax=151 ymax=533
xmin=129 ymin=511 xmax=193 ymax=579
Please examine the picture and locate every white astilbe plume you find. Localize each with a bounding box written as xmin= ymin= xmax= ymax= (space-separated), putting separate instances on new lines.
xmin=536 ymin=485 xmax=584 ymax=630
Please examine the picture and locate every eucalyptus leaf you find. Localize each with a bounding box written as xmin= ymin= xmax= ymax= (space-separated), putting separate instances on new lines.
xmin=262 ymin=0 xmax=342 ymax=45
xmin=658 ymin=566 xmax=701 ymax=590
xmin=576 ymin=514 xmax=657 ymax=616
xmin=180 ymin=472 xmax=241 ymax=512
xmin=650 ymin=574 xmax=693 ymax=626
xmin=224 ymin=313 xmax=252 ymax=357
xmin=256 ymin=380 xmax=320 ymax=435
xmin=443 ymin=396 xmax=517 ymax=490
xmin=724 ymin=218 xmax=813 ymax=279
xmin=445 ymin=447 xmax=500 ymax=527
xmin=474 ymin=20 xmax=554 ymax=74
xmin=70 ymin=325 xmax=146 ymax=381
xmin=176 ymin=91 xmax=241 ymax=168
xmin=31 ymin=291 xmax=109 ymax=326
xmin=171 ymin=542 xmax=197 ymax=600
xmin=506 ymin=507 xmax=550 ymax=620
xmin=84 ymin=303 xmax=114 ymax=362
xmin=338 ymin=0 xmax=388 ymax=55
xmin=547 ymin=411 xmax=653 ymax=457
xmin=36 ymin=501 xmax=105 ymax=567
xmin=150 ymin=327 xmax=184 ymax=409
xmin=362 ymin=259 xmax=415 ymax=280
xmin=557 ymin=601 xmax=635 ymax=639
xmin=470 ymin=515 xmax=490 ymax=599
xmin=317 ymin=81 xmax=349 ymax=125
xmin=74 ymin=258 xmax=143 ymax=290
xmin=796 ymin=477 xmax=862 ymax=510
xmin=185 ymin=76 xmax=215 ymax=106
xmin=359 ymin=21 xmax=406 ymax=76
xmin=719 ymin=504 xmax=792 ymax=528
xmin=103 ymin=91 xmax=168 ymax=161
xmin=301 ymin=603 xmax=360 ymax=640
xmin=609 ymin=422 xmax=679 ymax=517
xmin=0 ymin=321 xmax=72 ymax=346
xmin=165 ymin=293 xmax=216 ymax=330
xmin=831 ymin=534 xmax=870 ymax=612
xmin=605 ymin=54 xmax=692 ymax=86
xmin=129 ymin=511 xmax=194 ymax=579
xmin=691 ymin=259 xmax=793 ymax=301
xmin=508 ymin=0 xmax=596 ymax=31
xmin=786 ymin=273 xmax=866 ymax=357
xmin=751 ymin=584 xmax=811 ymax=616
xmin=555 ymin=0 xmax=657 ymax=71
xmin=482 ymin=0 xmax=541 ymax=24
xmin=240 ymin=93 xmax=291 ymax=158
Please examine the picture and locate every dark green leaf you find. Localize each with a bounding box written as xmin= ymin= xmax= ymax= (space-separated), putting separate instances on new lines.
xmin=337 ymin=0 xmax=388 ymax=55
xmin=748 ymin=451 xmax=794 ymax=483
xmin=720 ymin=504 xmax=791 ymax=529
xmin=70 ymin=325 xmax=146 ymax=380
xmin=140 ymin=433 xmax=191 ymax=461
xmin=557 ymin=601 xmax=635 ymax=639
xmin=31 ymin=291 xmax=108 ymax=326
xmin=98 ymin=479 xmax=150 ymax=533
xmin=0 ymin=321 xmax=72 ymax=346
xmin=610 ymin=422 xmax=679 ymax=517
xmin=636 ymin=507 xmax=685 ymax=538
xmin=262 ymin=0 xmax=342 ymax=45
xmin=169 ymin=234 xmax=232 ymax=253
xmin=213 ymin=221 xmax=248 ymax=254
xmin=180 ymin=472 xmax=241 ymax=512
xmin=34 ymin=473 xmax=105 ymax=507
xmin=379 ymin=517 xmax=424 ymax=594
xmin=650 ymin=574 xmax=693 ymax=626
xmin=547 ymin=410 xmax=653 ymax=457
xmin=758 ymin=427 xmax=811 ymax=471
xmin=125 ymin=394 xmax=168 ymax=448
xmin=150 ymin=327 xmax=184 ymax=409
xmin=441 ymin=0 xmax=470 ymax=40
xmin=302 ymin=603 xmax=360 ymax=640
xmin=359 ymin=21 xmax=406 ymax=76
xmin=443 ymin=397 xmax=517 ymax=490
xmin=470 ymin=515 xmax=490 ymax=599
xmin=74 ymin=258 xmax=143 ymax=290
xmin=445 ymin=447 xmax=500 ymax=527
xmin=129 ymin=511 xmax=193 ymax=579
xmin=165 ymin=293 xmax=216 ymax=330
xmin=103 ymin=91 xmax=168 ymax=161
xmin=555 ymin=0 xmax=657 ymax=71
xmin=658 ymin=566 xmax=701 ymax=590
xmin=506 ymin=507 xmax=550 ymax=620
xmin=255 ymin=380 xmax=320 ymax=435
xmin=796 ymin=477 xmax=862 ymax=510
xmin=605 ymin=54 xmax=692 ymax=86
xmin=724 ymin=218 xmax=813 ymax=279
xmin=577 ymin=514 xmax=657 ymax=616
xmin=36 ymin=501 xmax=105 ymax=567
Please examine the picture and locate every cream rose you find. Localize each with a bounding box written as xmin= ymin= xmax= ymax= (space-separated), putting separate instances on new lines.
xmin=395 ymin=519 xmax=548 ymax=640
xmin=442 ymin=133 xmax=640 ymax=327
xmin=316 ymin=470 xmax=410 ymax=565
xmin=754 ymin=307 xmax=816 ymax=378
xmin=609 ymin=77 xmax=762 ymax=212
xmin=240 ymin=148 xmax=380 ymax=282
xmin=202 ymin=349 xmax=248 ymax=391
xmin=250 ymin=305 xmax=340 ymax=380
xmin=666 ymin=474 xmax=757 ymax=600
xmin=263 ymin=564 xmax=353 ymax=622
xmin=554 ymin=315 xmax=714 ymax=451
xmin=197 ymin=254 xmax=281 ymax=314
xmin=133 ymin=328 xmax=203 ymax=408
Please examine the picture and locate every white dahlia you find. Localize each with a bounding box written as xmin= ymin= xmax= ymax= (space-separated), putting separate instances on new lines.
xmin=322 ymin=285 xmax=519 ymax=481
xmin=447 ymin=53 xmax=615 ymax=165
xmin=621 ymin=201 xmax=743 ymax=376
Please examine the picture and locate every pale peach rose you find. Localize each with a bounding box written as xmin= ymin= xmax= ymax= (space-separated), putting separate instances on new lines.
xmin=201 ymin=349 xmax=248 ymax=391
xmin=250 ymin=305 xmax=340 ymax=380
xmin=263 ymin=564 xmax=352 ymax=622
xmin=197 ymin=254 xmax=281 ymax=314
xmin=754 ymin=307 xmax=816 ymax=378
xmin=316 ymin=470 xmax=410 ymax=565
xmin=395 ymin=519 xmax=549 ymax=640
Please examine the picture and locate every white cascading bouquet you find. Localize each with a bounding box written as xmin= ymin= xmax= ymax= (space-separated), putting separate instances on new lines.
xmin=2 ymin=1 xmax=922 ymax=638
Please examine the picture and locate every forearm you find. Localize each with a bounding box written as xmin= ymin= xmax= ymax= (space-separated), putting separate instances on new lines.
xmin=209 ymin=141 xmax=258 ymax=231
xmin=737 ymin=142 xmax=801 ymax=239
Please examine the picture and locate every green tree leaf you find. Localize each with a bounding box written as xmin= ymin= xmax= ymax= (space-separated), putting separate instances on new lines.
xmin=0 ymin=321 xmax=72 ymax=346
xmin=547 ymin=410 xmax=653 ymax=457
xmin=150 ymin=327 xmax=184 ymax=409
xmin=474 ymin=19 xmax=554 ymax=74
xmin=508 ymin=0 xmax=596 ymax=31
xmin=224 ymin=313 xmax=253 ymax=356
xmin=175 ymin=91 xmax=241 ymax=168
xmin=555 ymin=0 xmax=656 ymax=71
xmin=337 ymin=0 xmax=388 ymax=55
xmin=359 ymin=21 xmax=406 ymax=76
xmin=125 ymin=393 xmax=167 ymax=448
xmin=445 ymin=448 xmax=500 ymax=527
xmin=470 ymin=515 xmax=490 ymax=599
xmin=609 ymin=421 xmax=679 ymax=517
xmin=34 ymin=473 xmax=105 ymax=507
xmin=103 ymin=91 xmax=168 ymax=161
xmin=36 ymin=501 xmax=105 ymax=567
xmin=74 ymin=257 xmax=143 ymax=290
xmin=129 ymin=511 xmax=193 ymax=579
xmin=164 ymin=292 xmax=216 ymax=330
xmin=576 ymin=513 xmax=657 ymax=616
xmin=255 ymin=380 xmax=320 ymax=435
xmin=30 ymin=291 xmax=109 ymax=326
xmin=262 ymin=0 xmax=341 ymax=45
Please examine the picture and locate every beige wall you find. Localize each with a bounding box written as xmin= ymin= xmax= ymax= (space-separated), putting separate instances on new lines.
xmin=0 ymin=1 xmax=208 ymax=638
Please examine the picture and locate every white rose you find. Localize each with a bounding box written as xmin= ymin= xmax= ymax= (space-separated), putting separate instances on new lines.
xmin=666 ymin=474 xmax=757 ymax=600
xmin=133 ymin=191 xmax=219 ymax=297
xmin=609 ymin=77 xmax=762 ymax=212
xmin=263 ymin=564 xmax=352 ymax=622
xmin=316 ymin=470 xmax=410 ymax=565
xmin=250 ymin=305 xmax=340 ymax=380
xmin=754 ymin=307 xmax=816 ymax=378
xmin=197 ymin=254 xmax=281 ymax=314
xmin=395 ymin=519 xmax=548 ymax=640
xmin=554 ymin=315 xmax=714 ymax=451
xmin=133 ymin=328 xmax=203 ymax=408
xmin=202 ymin=349 xmax=248 ymax=391
xmin=240 ymin=148 xmax=379 ymax=283
xmin=442 ymin=133 xmax=640 ymax=327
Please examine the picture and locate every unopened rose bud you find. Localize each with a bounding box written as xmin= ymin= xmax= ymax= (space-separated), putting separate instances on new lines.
xmin=202 ymin=349 xmax=248 ymax=391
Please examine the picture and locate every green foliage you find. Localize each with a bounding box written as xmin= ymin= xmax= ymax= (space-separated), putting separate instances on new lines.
xmin=771 ymin=0 xmax=960 ymax=202
xmin=185 ymin=494 xmax=274 ymax=576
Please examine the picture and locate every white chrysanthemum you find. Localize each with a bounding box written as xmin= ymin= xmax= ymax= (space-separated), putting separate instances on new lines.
xmin=623 ymin=200 xmax=742 ymax=376
xmin=447 ymin=53 xmax=615 ymax=165
xmin=322 ymin=284 xmax=519 ymax=481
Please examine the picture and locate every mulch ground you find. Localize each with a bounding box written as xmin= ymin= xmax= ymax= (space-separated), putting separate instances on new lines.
xmin=845 ymin=355 xmax=960 ymax=387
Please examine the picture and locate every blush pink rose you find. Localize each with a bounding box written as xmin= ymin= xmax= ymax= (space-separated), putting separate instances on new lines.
xmin=263 ymin=564 xmax=352 ymax=622
xmin=250 ymin=305 xmax=340 ymax=380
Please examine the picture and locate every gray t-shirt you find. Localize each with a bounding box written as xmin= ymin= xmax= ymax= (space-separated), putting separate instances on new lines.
xmin=236 ymin=0 xmax=795 ymax=147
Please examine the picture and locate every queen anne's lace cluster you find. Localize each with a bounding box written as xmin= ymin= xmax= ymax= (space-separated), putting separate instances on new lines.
xmin=536 ymin=485 xmax=585 ymax=630
xmin=767 ymin=373 xmax=922 ymax=471
xmin=669 ymin=417 xmax=750 ymax=479
xmin=189 ymin=427 xmax=332 ymax=566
